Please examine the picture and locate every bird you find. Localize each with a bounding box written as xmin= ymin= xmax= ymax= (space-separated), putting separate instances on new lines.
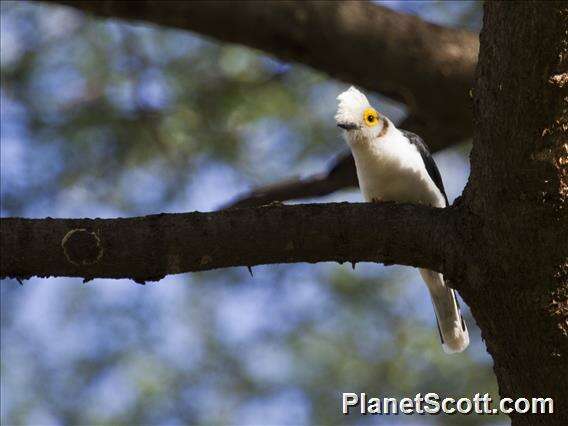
xmin=335 ymin=86 xmax=469 ymax=354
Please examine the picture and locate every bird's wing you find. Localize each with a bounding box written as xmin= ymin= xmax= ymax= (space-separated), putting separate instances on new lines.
xmin=401 ymin=130 xmax=449 ymax=207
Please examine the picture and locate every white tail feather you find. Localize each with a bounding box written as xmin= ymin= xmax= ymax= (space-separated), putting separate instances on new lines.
xmin=419 ymin=269 xmax=469 ymax=354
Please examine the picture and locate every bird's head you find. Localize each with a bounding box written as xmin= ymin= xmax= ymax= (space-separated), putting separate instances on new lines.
xmin=335 ymin=86 xmax=389 ymax=144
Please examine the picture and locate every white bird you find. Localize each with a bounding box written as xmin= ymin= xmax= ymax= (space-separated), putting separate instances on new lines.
xmin=335 ymin=86 xmax=469 ymax=354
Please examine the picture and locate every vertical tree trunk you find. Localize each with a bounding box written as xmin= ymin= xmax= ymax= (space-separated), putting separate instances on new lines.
xmin=456 ymin=2 xmax=567 ymax=423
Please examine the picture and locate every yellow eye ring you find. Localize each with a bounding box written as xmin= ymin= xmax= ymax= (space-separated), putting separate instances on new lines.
xmin=363 ymin=107 xmax=379 ymax=127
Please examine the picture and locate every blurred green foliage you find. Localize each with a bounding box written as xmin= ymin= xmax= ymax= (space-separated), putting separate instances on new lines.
xmin=0 ymin=1 xmax=500 ymax=425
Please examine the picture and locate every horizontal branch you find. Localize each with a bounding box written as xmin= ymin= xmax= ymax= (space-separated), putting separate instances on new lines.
xmin=0 ymin=203 xmax=460 ymax=283
xmin=49 ymin=0 xmax=478 ymax=149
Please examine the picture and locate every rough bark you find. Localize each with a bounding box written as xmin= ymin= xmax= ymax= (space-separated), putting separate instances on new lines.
xmin=49 ymin=0 xmax=477 ymax=151
xmin=0 ymin=202 xmax=462 ymax=283
xmin=453 ymin=2 xmax=568 ymax=423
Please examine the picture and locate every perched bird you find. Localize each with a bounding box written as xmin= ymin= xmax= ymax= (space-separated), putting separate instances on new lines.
xmin=335 ymin=86 xmax=469 ymax=354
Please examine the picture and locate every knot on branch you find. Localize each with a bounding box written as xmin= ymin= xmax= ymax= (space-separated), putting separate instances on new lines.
xmin=61 ymin=228 xmax=103 ymax=266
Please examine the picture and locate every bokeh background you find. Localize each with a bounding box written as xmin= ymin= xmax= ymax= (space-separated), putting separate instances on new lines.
xmin=1 ymin=1 xmax=503 ymax=425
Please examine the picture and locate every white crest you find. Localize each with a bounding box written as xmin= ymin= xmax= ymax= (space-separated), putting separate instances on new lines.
xmin=335 ymin=86 xmax=370 ymax=125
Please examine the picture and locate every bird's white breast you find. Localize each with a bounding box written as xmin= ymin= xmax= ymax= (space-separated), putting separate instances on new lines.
xmin=349 ymin=128 xmax=445 ymax=208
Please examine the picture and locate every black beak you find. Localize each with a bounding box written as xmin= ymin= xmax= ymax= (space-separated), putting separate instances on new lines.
xmin=337 ymin=122 xmax=358 ymax=131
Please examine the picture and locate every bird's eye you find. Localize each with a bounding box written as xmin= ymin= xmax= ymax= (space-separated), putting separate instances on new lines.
xmin=363 ymin=107 xmax=379 ymax=127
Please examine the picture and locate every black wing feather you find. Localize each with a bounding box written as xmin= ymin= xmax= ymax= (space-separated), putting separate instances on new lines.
xmin=401 ymin=130 xmax=449 ymax=207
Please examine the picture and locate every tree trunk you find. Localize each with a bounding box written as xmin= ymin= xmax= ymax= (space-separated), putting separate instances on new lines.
xmin=455 ymin=2 xmax=568 ymax=423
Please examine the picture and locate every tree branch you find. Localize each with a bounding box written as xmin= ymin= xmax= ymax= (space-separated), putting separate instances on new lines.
xmin=0 ymin=203 xmax=460 ymax=283
xmin=48 ymin=0 xmax=478 ymax=149
xmin=224 ymin=150 xmax=356 ymax=209
xmin=47 ymin=0 xmax=478 ymax=209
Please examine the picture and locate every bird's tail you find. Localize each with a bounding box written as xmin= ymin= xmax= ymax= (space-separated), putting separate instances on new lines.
xmin=419 ymin=269 xmax=469 ymax=354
